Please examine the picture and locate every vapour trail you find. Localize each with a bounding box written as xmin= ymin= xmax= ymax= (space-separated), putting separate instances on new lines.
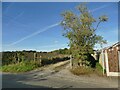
xmin=6 ymin=22 xmax=60 ymax=46
xmin=89 ymin=4 xmax=110 ymax=13
xmin=6 ymin=11 xmax=24 ymax=26
xmin=5 ymin=4 xmax=110 ymax=46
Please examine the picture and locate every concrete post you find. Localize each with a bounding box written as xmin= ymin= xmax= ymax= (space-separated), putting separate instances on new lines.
xmin=102 ymin=49 xmax=105 ymax=75
xmin=118 ymin=51 xmax=120 ymax=72
xmin=105 ymin=50 xmax=109 ymax=76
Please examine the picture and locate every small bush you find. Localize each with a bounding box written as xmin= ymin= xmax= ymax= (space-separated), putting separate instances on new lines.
xmin=70 ymin=66 xmax=93 ymax=75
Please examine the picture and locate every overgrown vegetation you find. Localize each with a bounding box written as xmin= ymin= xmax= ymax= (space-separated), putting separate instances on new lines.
xmin=2 ymin=48 xmax=69 ymax=66
xmin=0 ymin=61 xmax=41 ymax=73
xmin=1 ymin=49 xmax=70 ymax=73
xmin=1 ymin=56 xmax=70 ymax=73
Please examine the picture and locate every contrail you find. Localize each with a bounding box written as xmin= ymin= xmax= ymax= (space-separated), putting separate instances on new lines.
xmin=6 ymin=11 xmax=24 ymax=26
xmin=89 ymin=4 xmax=110 ymax=13
xmin=6 ymin=22 xmax=60 ymax=46
xmin=5 ymin=4 xmax=110 ymax=46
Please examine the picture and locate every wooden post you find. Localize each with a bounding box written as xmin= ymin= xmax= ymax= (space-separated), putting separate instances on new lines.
xmin=34 ymin=53 xmax=36 ymax=62
xmin=40 ymin=55 xmax=41 ymax=66
xmin=17 ymin=53 xmax=20 ymax=63
xmin=21 ymin=55 xmax=24 ymax=62
xmin=13 ymin=55 xmax=16 ymax=64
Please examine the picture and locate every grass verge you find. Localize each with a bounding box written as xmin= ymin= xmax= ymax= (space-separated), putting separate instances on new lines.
xmin=70 ymin=66 xmax=93 ymax=75
xmin=0 ymin=61 xmax=41 ymax=73
xmin=70 ymin=62 xmax=103 ymax=76
xmin=94 ymin=62 xmax=103 ymax=76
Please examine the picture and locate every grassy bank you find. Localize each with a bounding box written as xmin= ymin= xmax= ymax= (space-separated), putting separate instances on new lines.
xmin=0 ymin=56 xmax=70 ymax=73
xmin=0 ymin=61 xmax=41 ymax=73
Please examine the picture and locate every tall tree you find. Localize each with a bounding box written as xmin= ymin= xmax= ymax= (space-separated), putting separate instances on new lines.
xmin=61 ymin=3 xmax=108 ymax=67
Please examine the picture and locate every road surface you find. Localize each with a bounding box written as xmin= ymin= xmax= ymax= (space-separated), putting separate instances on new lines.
xmin=1 ymin=61 xmax=119 ymax=88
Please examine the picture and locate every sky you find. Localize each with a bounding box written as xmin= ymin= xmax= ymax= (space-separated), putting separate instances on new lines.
xmin=2 ymin=2 xmax=118 ymax=52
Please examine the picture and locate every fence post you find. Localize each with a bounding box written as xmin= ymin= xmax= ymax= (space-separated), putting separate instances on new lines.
xmin=102 ymin=49 xmax=105 ymax=75
xmin=40 ymin=55 xmax=41 ymax=66
xmin=13 ymin=55 xmax=16 ymax=64
xmin=105 ymin=50 xmax=109 ymax=76
xmin=118 ymin=51 xmax=120 ymax=72
xmin=34 ymin=53 xmax=36 ymax=62
xmin=17 ymin=53 xmax=20 ymax=63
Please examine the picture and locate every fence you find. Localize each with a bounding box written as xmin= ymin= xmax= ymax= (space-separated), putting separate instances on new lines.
xmin=99 ymin=42 xmax=120 ymax=76
xmin=2 ymin=51 xmax=70 ymax=65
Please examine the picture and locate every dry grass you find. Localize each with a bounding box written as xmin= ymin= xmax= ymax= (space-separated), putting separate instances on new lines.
xmin=70 ymin=66 xmax=93 ymax=75
xmin=70 ymin=63 xmax=104 ymax=76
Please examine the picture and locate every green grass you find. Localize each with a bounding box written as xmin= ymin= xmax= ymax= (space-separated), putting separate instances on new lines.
xmin=94 ymin=62 xmax=103 ymax=76
xmin=0 ymin=56 xmax=69 ymax=73
xmin=0 ymin=61 xmax=41 ymax=73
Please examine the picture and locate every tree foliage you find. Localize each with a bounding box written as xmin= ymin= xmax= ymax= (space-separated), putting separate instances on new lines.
xmin=61 ymin=3 xmax=108 ymax=66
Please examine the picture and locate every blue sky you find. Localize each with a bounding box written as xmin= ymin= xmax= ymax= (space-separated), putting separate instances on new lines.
xmin=2 ymin=2 xmax=118 ymax=51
